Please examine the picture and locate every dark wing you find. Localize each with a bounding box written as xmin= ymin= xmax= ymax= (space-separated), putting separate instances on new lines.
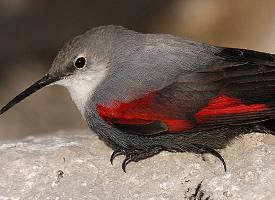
xmin=97 ymin=48 xmax=275 ymax=135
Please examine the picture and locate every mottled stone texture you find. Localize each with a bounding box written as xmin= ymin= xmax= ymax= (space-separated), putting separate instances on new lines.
xmin=0 ymin=130 xmax=274 ymax=200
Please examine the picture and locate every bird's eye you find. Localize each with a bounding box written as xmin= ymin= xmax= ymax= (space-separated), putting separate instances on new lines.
xmin=74 ymin=57 xmax=86 ymax=68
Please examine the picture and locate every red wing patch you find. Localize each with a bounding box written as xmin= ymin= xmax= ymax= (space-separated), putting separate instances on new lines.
xmin=96 ymin=92 xmax=193 ymax=132
xmin=97 ymin=93 xmax=267 ymax=133
xmin=195 ymin=94 xmax=267 ymax=123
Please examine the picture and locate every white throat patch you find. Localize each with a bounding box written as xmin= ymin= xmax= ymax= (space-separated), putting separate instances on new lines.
xmin=55 ymin=66 xmax=107 ymax=115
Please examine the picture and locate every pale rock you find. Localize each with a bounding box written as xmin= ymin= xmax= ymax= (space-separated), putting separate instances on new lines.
xmin=0 ymin=130 xmax=274 ymax=200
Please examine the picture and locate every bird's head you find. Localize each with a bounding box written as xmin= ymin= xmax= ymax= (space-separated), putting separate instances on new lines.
xmin=0 ymin=26 xmax=121 ymax=116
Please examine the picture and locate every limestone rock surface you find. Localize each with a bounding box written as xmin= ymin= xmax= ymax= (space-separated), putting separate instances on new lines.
xmin=0 ymin=130 xmax=274 ymax=200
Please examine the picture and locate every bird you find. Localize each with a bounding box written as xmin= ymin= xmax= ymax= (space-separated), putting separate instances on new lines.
xmin=1 ymin=25 xmax=275 ymax=172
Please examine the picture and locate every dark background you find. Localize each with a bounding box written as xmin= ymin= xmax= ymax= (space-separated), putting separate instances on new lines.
xmin=1 ymin=0 xmax=275 ymax=139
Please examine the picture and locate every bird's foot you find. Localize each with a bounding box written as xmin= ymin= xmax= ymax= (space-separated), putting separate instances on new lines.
xmin=110 ymin=148 xmax=161 ymax=173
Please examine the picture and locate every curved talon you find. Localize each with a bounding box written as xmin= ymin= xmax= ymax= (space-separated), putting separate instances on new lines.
xmin=122 ymin=156 xmax=132 ymax=173
xmin=110 ymin=148 xmax=159 ymax=172
xmin=110 ymin=149 xmax=124 ymax=165
xmin=205 ymin=147 xmax=227 ymax=172
xmin=194 ymin=144 xmax=227 ymax=172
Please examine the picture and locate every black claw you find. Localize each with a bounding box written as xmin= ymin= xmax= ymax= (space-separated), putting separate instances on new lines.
xmin=110 ymin=148 xmax=155 ymax=172
xmin=110 ymin=149 xmax=124 ymax=165
xmin=207 ymin=148 xmax=227 ymax=172
xmin=122 ymin=156 xmax=131 ymax=173
xmin=194 ymin=144 xmax=227 ymax=172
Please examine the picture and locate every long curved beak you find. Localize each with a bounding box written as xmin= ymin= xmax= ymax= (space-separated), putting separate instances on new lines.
xmin=0 ymin=74 xmax=60 ymax=115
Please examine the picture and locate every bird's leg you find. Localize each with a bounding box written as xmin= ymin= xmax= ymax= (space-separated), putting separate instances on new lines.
xmin=110 ymin=147 xmax=162 ymax=172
